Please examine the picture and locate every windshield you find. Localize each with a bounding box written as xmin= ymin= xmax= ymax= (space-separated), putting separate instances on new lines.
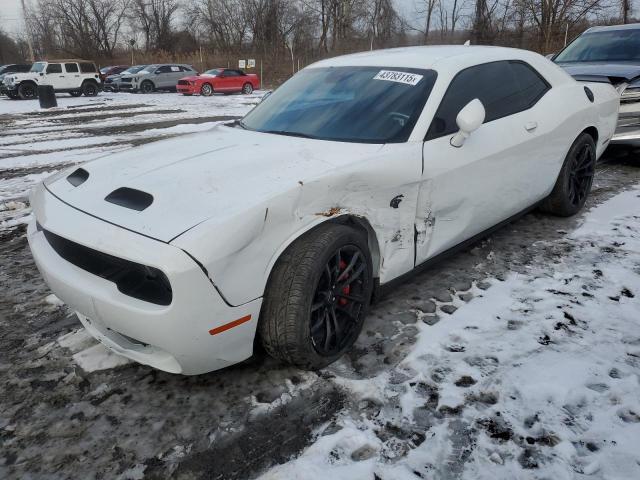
xmin=555 ymin=29 xmax=640 ymax=63
xmin=124 ymin=65 xmax=147 ymax=74
xmin=30 ymin=62 xmax=45 ymax=73
xmin=203 ymin=69 xmax=222 ymax=76
xmin=241 ymin=66 xmax=437 ymax=143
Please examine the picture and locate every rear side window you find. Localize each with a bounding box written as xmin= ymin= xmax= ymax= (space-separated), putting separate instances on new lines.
xmin=65 ymin=63 xmax=79 ymax=73
xmin=156 ymin=65 xmax=172 ymax=73
xmin=426 ymin=60 xmax=550 ymax=140
xmin=179 ymin=66 xmax=193 ymax=72
xmin=79 ymin=63 xmax=97 ymax=73
xmin=46 ymin=63 xmax=62 ymax=74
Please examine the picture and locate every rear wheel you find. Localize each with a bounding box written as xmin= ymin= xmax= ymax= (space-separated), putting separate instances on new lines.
xmin=242 ymin=82 xmax=253 ymax=94
xmin=140 ymin=80 xmax=154 ymax=94
xmin=18 ymin=82 xmax=37 ymax=100
xmin=259 ymin=224 xmax=373 ymax=369
xmin=540 ymin=132 xmax=596 ymax=217
xmin=82 ymin=82 xmax=98 ymax=96
xmin=200 ymin=83 xmax=213 ymax=96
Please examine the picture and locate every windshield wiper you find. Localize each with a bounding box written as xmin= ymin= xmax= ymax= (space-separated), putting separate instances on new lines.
xmin=262 ymin=130 xmax=316 ymax=139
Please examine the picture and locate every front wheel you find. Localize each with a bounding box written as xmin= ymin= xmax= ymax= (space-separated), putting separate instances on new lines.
xmin=259 ymin=223 xmax=373 ymax=369
xmin=242 ymin=82 xmax=253 ymax=94
xmin=200 ymin=83 xmax=213 ymax=96
xmin=69 ymin=90 xmax=83 ymax=97
xmin=540 ymin=132 xmax=596 ymax=217
xmin=82 ymin=82 xmax=98 ymax=96
xmin=140 ymin=81 xmax=154 ymax=94
xmin=18 ymin=83 xmax=37 ymax=100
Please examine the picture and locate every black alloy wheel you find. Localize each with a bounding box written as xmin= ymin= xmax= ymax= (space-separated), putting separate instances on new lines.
xmin=18 ymin=83 xmax=37 ymax=100
xmin=540 ymin=132 xmax=596 ymax=217
xmin=310 ymin=245 xmax=368 ymax=356
xmin=567 ymin=143 xmax=595 ymax=208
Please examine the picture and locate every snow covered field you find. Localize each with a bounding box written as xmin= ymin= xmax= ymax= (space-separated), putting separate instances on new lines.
xmin=0 ymin=91 xmax=639 ymax=480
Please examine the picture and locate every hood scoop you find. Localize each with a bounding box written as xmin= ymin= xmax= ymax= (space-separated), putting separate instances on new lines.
xmin=67 ymin=168 xmax=89 ymax=187
xmin=105 ymin=187 xmax=154 ymax=211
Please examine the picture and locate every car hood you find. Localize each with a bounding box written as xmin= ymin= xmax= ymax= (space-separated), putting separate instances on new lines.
xmin=556 ymin=61 xmax=640 ymax=82
xmin=180 ymin=75 xmax=202 ymax=82
xmin=45 ymin=125 xmax=382 ymax=243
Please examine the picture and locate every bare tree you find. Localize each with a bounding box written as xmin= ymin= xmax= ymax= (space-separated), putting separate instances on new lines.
xmin=131 ymin=0 xmax=180 ymax=52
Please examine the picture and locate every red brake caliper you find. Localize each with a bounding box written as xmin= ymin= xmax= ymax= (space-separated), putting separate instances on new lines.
xmin=338 ymin=259 xmax=350 ymax=306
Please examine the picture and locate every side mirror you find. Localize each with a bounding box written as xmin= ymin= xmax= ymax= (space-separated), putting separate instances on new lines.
xmin=450 ymin=99 xmax=485 ymax=147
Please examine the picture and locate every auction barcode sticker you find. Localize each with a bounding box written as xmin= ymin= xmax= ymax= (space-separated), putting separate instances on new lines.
xmin=373 ymin=70 xmax=423 ymax=86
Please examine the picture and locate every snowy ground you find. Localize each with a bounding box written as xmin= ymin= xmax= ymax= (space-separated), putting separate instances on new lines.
xmin=0 ymin=91 xmax=639 ymax=480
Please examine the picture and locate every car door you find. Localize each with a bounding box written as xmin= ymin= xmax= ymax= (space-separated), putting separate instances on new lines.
xmin=167 ymin=65 xmax=184 ymax=87
xmin=42 ymin=63 xmax=65 ymax=89
xmin=415 ymin=60 xmax=553 ymax=263
xmin=219 ymin=70 xmax=239 ymax=91
xmin=154 ymin=65 xmax=173 ymax=88
xmin=63 ymin=63 xmax=81 ymax=89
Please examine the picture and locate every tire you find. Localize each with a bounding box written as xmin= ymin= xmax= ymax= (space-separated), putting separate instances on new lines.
xmin=18 ymin=82 xmax=37 ymax=100
xmin=540 ymin=132 xmax=596 ymax=217
xmin=182 ymin=93 xmax=192 ymax=96
xmin=82 ymin=82 xmax=98 ymax=97
xmin=7 ymin=91 xmax=19 ymax=100
xmin=69 ymin=90 xmax=82 ymax=97
xmin=200 ymin=83 xmax=213 ymax=96
xmin=259 ymin=223 xmax=373 ymax=369
xmin=242 ymin=82 xmax=253 ymax=94
xmin=140 ymin=81 xmax=154 ymax=94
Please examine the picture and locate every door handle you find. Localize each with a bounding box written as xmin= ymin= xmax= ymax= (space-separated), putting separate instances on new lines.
xmin=525 ymin=121 xmax=538 ymax=131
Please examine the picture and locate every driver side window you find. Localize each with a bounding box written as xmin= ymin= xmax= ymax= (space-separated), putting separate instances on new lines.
xmin=425 ymin=60 xmax=550 ymax=141
xmin=46 ymin=63 xmax=62 ymax=74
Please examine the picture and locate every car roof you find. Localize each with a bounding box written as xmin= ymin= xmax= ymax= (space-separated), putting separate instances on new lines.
xmin=37 ymin=59 xmax=95 ymax=63
xmin=585 ymin=22 xmax=640 ymax=33
xmin=310 ymin=45 xmax=544 ymax=70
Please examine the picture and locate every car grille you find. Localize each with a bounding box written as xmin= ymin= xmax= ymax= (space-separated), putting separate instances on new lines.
xmin=177 ymin=80 xmax=189 ymax=86
xmin=41 ymin=227 xmax=172 ymax=306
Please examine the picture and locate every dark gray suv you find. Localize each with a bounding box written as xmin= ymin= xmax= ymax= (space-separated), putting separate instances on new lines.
xmin=118 ymin=64 xmax=197 ymax=93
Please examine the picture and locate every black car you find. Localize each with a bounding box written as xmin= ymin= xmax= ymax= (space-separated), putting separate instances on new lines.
xmin=0 ymin=63 xmax=32 ymax=97
xmin=553 ymin=23 xmax=640 ymax=147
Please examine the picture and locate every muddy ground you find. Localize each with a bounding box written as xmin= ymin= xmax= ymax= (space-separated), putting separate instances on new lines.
xmin=1 ymin=95 xmax=639 ymax=479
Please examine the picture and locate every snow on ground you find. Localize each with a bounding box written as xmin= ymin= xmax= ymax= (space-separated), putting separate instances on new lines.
xmin=0 ymin=90 xmax=262 ymax=228
xmin=260 ymin=187 xmax=640 ymax=480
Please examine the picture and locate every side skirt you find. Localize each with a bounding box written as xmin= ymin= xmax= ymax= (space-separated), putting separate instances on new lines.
xmin=372 ymin=201 xmax=542 ymax=302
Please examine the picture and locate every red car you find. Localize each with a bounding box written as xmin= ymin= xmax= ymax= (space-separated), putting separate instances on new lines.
xmin=99 ymin=65 xmax=129 ymax=83
xmin=177 ymin=68 xmax=260 ymax=96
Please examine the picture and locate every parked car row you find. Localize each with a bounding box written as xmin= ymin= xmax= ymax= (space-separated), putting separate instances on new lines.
xmin=0 ymin=59 xmax=102 ymax=99
xmin=0 ymin=61 xmax=261 ymax=99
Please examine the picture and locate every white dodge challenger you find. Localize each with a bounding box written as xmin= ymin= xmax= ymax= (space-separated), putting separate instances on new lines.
xmin=28 ymin=46 xmax=619 ymax=374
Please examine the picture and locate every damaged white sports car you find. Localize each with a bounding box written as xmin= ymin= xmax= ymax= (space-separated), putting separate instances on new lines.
xmin=28 ymin=46 xmax=619 ymax=374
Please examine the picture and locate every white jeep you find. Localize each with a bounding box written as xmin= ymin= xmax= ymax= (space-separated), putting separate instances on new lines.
xmin=3 ymin=60 xmax=102 ymax=100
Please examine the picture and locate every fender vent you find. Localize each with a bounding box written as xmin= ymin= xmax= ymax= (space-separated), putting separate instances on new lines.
xmin=67 ymin=168 xmax=89 ymax=187
xmin=584 ymin=86 xmax=594 ymax=103
xmin=105 ymin=187 xmax=153 ymax=211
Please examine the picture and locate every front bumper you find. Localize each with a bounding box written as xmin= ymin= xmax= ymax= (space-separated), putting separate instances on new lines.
xmin=177 ymin=84 xmax=198 ymax=94
xmin=611 ymin=99 xmax=640 ymax=146
xmin=28 ymin=184 xmax=261 ymax=375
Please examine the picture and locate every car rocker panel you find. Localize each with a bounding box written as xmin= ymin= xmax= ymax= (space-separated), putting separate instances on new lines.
xmin=29 ymin=46 xmax=620 ymax=374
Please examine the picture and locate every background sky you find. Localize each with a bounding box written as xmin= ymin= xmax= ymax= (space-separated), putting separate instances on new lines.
xmin=0 ymin=0 xmax=424 ymax=37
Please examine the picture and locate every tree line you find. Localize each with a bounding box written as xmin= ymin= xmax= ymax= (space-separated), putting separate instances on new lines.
xmin=0 ymin=0 xmax=635 ymax=75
